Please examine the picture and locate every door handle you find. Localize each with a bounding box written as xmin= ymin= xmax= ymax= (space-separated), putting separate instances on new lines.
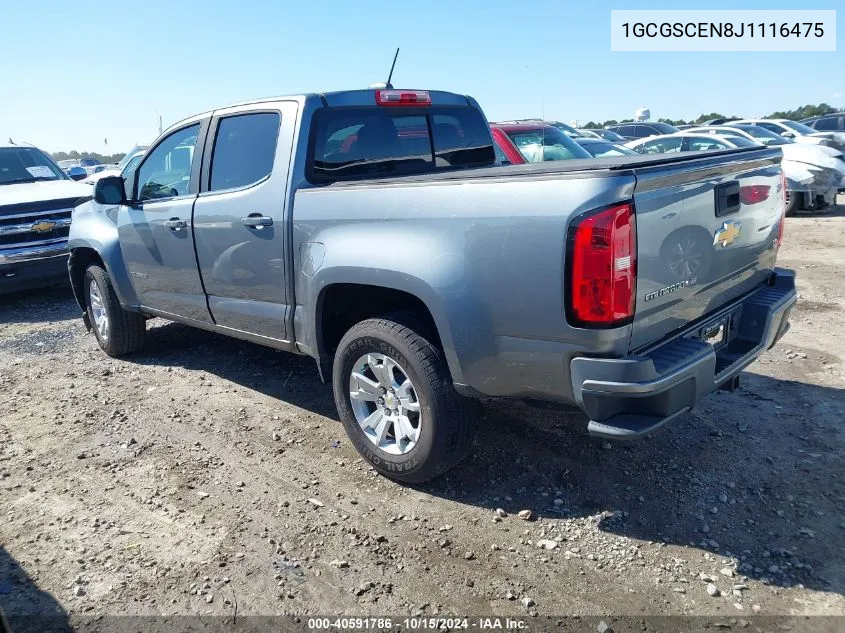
xmin=242 ymin=213 xmax=273 ymax=228
xmin=715 ymin=182 xmax=741 ymax=217
xmin=164 ymin=218 xmax=187 ymax=230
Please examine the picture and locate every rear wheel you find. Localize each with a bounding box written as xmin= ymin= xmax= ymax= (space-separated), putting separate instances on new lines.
xmin=84 ymin=264 xmax=146 ymax=357
xmin=332 ymin=316 xmax=475 ymax=483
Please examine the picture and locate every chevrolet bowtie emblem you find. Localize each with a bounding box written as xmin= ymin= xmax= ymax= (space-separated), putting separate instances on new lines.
xmin=713 ymin=220 xmax=741 ymax=248
xmin=31 ymin=220 xmax=57 ymax=233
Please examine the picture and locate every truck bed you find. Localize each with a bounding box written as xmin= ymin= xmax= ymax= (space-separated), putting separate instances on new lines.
xmin=318 ymin=146 xmax=778 ymax=187
xmin=297 ymin=145 xmax=784 ymax=360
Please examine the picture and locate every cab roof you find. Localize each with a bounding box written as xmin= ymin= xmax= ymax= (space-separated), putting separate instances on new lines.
xmin=489 ymin=122 xmax=556 ymax=133
xmin=164 ymin=89 xmax=475 ymax=134
xmin=1 ymin=140 xmax=37 ymax=150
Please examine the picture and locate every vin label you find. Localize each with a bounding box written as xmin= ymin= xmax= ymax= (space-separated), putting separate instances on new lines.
xmin=611 ymin=10 xmax=836 ymax=52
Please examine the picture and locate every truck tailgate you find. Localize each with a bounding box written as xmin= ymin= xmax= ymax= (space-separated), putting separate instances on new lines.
xmin=630 ymin=148 xmax=783 ymax=351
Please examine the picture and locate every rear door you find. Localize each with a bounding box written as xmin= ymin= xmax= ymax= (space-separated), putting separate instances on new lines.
xmin=630 ymin=149 xmax=783 ymax=350
xmin=118 ymin=120 xmax=212 ymax=322
xmin=192 ymin=101 xmax=299 ymax=341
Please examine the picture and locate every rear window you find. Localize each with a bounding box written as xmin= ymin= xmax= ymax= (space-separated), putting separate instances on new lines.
xmin=650 ymin=122 xmax=680 ymax=134
xmin=810 ymin=116 xmax=840 ymax=131
xmin=721 ymin=135 xmax=758 ymax=148
xmin=309 ymin=106 xmax=494 ymax=182
xmin=615 ymin=125 xmax=638 ymax=136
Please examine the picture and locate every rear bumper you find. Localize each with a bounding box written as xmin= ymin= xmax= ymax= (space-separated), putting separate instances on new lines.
xmin=570 ymin=268 xmax=797 ymax=439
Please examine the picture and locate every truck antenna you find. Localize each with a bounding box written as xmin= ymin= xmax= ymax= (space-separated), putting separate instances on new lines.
xmin=385 ymin=48 xmax=400 ymax=89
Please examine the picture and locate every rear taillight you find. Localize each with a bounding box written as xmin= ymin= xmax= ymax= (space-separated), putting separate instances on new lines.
xmin=739 ymin=184 xmax=770 ymax=205
xmin=567 ymin=202 xmax=637 ymax=327
xmin=375 ymin=90 xmax=431 ymax=106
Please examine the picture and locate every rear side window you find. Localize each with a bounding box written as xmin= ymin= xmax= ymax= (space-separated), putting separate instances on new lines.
xmin=210 ymin=112 xmax=280 ymax=191
xmin=309 ymin=106 xmax=494 ymax=182
xmin=813 ymin=116 xmax=840 ymax=131
xmin=688 ymin=137 xmax=729 ymax=151
xmin=638 ymin=137 xmax=682 ymax=154
xmin=756 ymin=121 xmax=785 ymax=135
xmin=431 ymin=113 xmax=494 ymax=167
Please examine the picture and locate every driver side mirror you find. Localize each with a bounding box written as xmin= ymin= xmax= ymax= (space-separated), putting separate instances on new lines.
xmin=781 ymin=131 xmax=795 ymax=138
xmin=93 ymin=175 xmax=127 ymax=205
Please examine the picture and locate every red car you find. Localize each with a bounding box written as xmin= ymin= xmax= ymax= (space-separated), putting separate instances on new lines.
xmin=490 ymin=122 xmax=591 ymax=164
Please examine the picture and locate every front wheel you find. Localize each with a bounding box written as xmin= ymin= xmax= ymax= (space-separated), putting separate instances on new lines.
xmin=332 ymin=316 xmax=476 ymax=483
xmin=84 ymin=264 xmax=146 ymax=357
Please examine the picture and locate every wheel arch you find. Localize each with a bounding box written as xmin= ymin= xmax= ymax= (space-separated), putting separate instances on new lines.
xmin=301 ymin=271 xmax=465 ymax=386
xmin=68 ymin=238 xmax=139 ymax=312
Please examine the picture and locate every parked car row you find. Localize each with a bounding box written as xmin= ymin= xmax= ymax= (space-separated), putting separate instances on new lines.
xmin=57 ymin=157 xmax=110 ymax=180
xmin=620 ymin=126 xmax=845 ymax=215
xmin=82 ymin=145 xmax=148 ymax=185
xmin=799 ymin=112 xmax=845 ymax=132
xmin=485 ymin=114 xmax=845 ymax=216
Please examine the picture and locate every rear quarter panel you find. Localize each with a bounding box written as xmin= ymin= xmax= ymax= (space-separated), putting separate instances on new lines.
xmin=291 ymin=171 xmax=636 ymax=389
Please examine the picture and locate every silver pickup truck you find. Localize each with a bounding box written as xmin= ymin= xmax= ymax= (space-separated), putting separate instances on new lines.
xmin=68 ymin=88 xmax=797 ymax=482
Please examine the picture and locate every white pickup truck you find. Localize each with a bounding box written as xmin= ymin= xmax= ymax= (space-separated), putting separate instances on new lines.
xmin=0 ymin=141 xmax=91 ymax=293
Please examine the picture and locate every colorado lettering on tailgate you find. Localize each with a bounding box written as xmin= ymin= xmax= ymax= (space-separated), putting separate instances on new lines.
xmin=644 ymin=277 xmax=698 ymax=302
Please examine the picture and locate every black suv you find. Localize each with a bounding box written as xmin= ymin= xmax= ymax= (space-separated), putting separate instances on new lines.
xmin=604 ymin=122 xmax=679 ymax=141
xmin=800 ymin=113 xmax=845 ymax=131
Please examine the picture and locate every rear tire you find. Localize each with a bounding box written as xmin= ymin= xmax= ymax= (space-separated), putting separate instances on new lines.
xmin=84 ymin=264 xmax=146 ymax=357
xmin=332 ymin=315 xmax=476 ymax=483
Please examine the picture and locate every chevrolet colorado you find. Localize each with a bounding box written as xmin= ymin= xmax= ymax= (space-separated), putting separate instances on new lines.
xmin=68 ymin=88 xmax=796 ymax=482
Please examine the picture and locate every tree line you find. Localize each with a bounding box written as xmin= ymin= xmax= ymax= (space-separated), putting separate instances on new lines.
xmin=580 ymin=103 xmax=841 ymax=130
xmin=50 ymin=150 xmax=125 ymax=164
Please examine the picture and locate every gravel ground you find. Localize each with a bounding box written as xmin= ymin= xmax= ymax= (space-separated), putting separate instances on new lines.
xmin=1 ymin=205 xmax=844 ymax=631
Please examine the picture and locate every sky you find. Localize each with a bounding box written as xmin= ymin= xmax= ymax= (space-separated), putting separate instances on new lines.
xmin=2 ymin=0 xmax=842 ymax=153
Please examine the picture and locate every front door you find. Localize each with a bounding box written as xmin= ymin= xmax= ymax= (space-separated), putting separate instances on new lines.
xmin=118 ymin=121 xmax=212 ymax=323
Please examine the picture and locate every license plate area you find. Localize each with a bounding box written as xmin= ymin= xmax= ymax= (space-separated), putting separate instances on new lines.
xmin=694 ymin=310 xmax=739 ymax=350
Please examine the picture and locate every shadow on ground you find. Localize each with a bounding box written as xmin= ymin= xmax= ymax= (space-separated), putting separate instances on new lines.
xmin=4 ymin=291 xmax=843 ymax=603
xmin=0 ymin=286 xmax=78 ymax=325
xmin=122 ymin=319 xmax=845 ymax=599
xmin=792 ymin=200 xmax=845 ymax=219
xmin=426 ymin=372 xmax=845 ymax=599
xmin=132 ymin=319 xmax=336 ymax=418
xmin=0 ymin=546 xmax=71 ymax=633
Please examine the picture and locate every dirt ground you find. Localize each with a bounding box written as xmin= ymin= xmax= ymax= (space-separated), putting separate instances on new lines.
xmin=1 ymin=204 xmax=844 ymax=631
